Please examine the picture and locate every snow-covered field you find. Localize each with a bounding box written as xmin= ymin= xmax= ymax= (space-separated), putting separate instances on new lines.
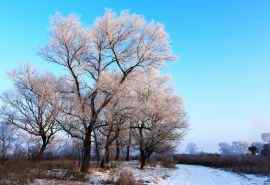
xmin=32 ymin=162 xmax=270 ymax=185
xmin=118 ymin=162 xmax=270 ymax=185
xmin=159 ymin=165 xmax=270 ymax=185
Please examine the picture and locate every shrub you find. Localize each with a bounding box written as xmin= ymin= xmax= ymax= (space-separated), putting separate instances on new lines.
xmin=110 ymin=161 xmax=120 ymax=169
xmin=160 ymin=159 xmax=176 ymax=169
xmin=115 ymin=170 xmax=137 ymax=185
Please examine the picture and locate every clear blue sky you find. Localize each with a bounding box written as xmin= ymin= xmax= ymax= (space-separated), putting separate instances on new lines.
xmin=1 ymin=0 xmax=270 ymax=152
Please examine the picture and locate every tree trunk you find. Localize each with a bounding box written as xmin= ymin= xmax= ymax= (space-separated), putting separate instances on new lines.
xmin=35 ymin=139 xmax=47 ymax=160
xmin=80 ymin=130 xmax=92 ymax=172
xmin=125 ymin=130 xmax=131 ymax=161
xmin=0 ymin=139 xmax=6 ymax=160
xmin=105 ymin=147 xmax=110 ymax=163
xmin=37 ymin=144 xmax=46 ymax=159
xmin=100 ymin=123 xmax=113 ymax=168
xmin=93 ymin=130 xmax=100 ymax=161
xmin=140 ymin=154 xmax=146 ymax=169
xmin=100 ymin=145 xmax=110 ymax=168
xmin=139 ymin=127 xmax=145 ymax=169
xmin=126 ymin=145 xmax=130 ymax=161
xmin=100 ymin=158 xmax=105 ymax=168
xmin=115 ymin=138 xmax=120 ymax=160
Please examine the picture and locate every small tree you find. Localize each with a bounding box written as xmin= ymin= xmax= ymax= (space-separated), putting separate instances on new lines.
xmin=129 ymin=71 xmax=187 ymax=169
xmin=0 ymin=66 xmax=61 ymax=159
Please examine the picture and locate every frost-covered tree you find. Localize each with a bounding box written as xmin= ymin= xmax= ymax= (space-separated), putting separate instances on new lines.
xmin=0 ymin=122 xmax=14 ymax=160
xmin=0 ymin=66 xmax=62 ymax=159
xmin=98 ymin=83 xmax=133 ymax=167
xmin=219 ymin=142 xmax=233 ymax=155
xmin=231 ymin=141 xmax=249 ymax=155
xmin=128 ymin=70 xmax=187 ymax=169
xmin=40 ymin=10 xmax=175 ymax=172
xmin=261 ymin=133 xmax=270 ymax=143
xmin=261 ymin=144 xmax=270 ymax=157
xmin=186 ymin=142 xmax=200 ymax=155
xmin=219 ymin=141 xmax=249 ymax=155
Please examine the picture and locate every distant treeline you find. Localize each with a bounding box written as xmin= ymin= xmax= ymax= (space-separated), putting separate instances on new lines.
xmin=174 ymin=153 xmax=270 ymax=175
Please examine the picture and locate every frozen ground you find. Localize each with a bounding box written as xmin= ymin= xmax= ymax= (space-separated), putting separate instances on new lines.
xmin=32 ymin=162 xmax=270 ymax=185
xmin=158 ymin=164 xmax=270 ymax=185
xmin=119 ymin=162 xmax=270 ymax=185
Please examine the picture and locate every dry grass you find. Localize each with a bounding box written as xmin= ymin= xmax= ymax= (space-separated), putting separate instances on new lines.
xmin=147 ymin=158 xmax=176 ymax=169
xmin=31 ymin=179 xmax=88 ymax=185
xmin=0 ymin=160 xmax=36 ymax=185
xmin=0 ymin=160 xmax=87 ymax=185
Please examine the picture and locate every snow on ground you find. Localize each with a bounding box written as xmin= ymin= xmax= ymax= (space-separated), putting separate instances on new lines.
xmin=159 ymin=164 xmax=270 ymax=185
xmin=88 ymin=170 xmax=113 ymax=185
xmin=32 ymin=162 xmax=270 ymax=185
xmin=117 ymin=161 xmax=173 ymax=184
xmin=119 ymin=162 xmax=270 ymax=185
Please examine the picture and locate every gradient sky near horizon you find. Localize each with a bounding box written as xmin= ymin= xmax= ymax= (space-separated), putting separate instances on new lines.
xmin=1 ymin=1 xmax=270 ymax=152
